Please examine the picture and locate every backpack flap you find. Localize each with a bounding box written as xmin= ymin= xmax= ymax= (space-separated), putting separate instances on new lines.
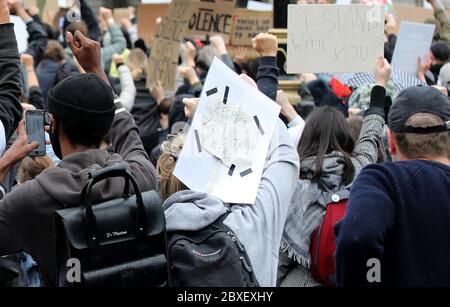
xmin=54 ymin=164 xmax=168 ymax=287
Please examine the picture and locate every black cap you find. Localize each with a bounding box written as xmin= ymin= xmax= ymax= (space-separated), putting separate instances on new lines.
xmin=47 ymin=73 xmax=115 ymax=137
xmin=388 ymin=86 xmax=450 ymax=133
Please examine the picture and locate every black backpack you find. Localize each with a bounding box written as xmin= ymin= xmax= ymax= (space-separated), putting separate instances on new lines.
xmin=54 ymin=164 xmax=170 ymax=287
xmin=168 ymin=214 xmax=259 ymax=287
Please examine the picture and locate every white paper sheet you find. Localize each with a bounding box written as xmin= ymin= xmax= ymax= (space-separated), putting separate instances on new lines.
xmin=174 ymin=57 xmax=281 ymax=204
xmin=391 ymin=22 xmax=436 ymax=77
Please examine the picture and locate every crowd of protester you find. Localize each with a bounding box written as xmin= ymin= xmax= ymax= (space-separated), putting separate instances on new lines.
xmin=0 ymin=0 xmax=448 ymax=287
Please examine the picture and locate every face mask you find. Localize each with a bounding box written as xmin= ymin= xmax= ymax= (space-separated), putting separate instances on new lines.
xmin=49 ymin=122 xmax=63 ymax=160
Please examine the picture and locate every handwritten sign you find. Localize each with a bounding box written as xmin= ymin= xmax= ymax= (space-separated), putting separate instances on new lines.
xmin=147 ymin=0 xmax=194 ymax=90
xmin=201 ymin=94 xmax=261 ymax=171
xmin=391 ymin=22 xmax=435 ymax=76
xmin=174 ymin=58 xmax=281 ymax=204
xmin=113 ymin=8 xmax=131 ymax=23
xmin=137 ymin=3 xmax=170 ymax=46
xmin=186 ymin=0 xmax=236 ymax=42
xmin=287 ymin=4 xmax=385 ymax=73
xmin=230 ymin=9 xmax=273 ymax=46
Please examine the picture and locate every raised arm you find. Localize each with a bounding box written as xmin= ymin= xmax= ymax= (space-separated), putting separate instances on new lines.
xmin=112 ymin=53 xmax=136 ymax=112
xmin=99 ymin=7 xmax=126 ymax=71
xmin=21 ymin=53 xmax=45 ymax=109
xmin=0 ymin=1 xmax=23 ymax=152
xmin=8 ymin=0 xmax=47 ymax=66
xmin=252 ymin=33 xmax=280 ymax=101
xmin=351 ymin=57 xmax=389 ymax=177
xmin=66 ymin=30 xmax=157 ymax=191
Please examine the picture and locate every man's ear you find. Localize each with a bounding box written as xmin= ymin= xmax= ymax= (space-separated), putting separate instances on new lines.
xmin=387 ymin=128 xmax=397 ymax=156
xmin=50 ymin=115 xmax=58 ymax=133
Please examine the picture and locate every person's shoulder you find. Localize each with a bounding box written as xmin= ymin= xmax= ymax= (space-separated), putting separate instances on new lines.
xmin=359 ymin=160 xmax=450 ymax=187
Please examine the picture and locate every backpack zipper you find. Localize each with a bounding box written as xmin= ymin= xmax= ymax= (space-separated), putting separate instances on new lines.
xmin=227 ymin=231 xmax=253 ymax=273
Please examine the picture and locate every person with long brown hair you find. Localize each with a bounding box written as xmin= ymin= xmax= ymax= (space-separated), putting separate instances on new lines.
xmin=278 ymin=57 xmax=391 ymax=287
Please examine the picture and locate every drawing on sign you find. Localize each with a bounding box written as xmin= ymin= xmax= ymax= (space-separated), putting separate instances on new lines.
xmin=173 ymin=58 xmax=281 ymax=204
xmin=199 ymin=87 xmax=263 ymax=174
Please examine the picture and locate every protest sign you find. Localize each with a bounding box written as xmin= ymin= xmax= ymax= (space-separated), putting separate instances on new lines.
xmin=137 ymin=3 xmax=170 ymax=46
xmin=393 ymin=4 xmax=435 ymax=34
xmin=287 ymin=4 xmax=385 ymax=73
xmin=174 ymin=57 xmax=281 ymax=204
xmin=247 ymin=0 xmax=272 ymax=11
xmin=113 ymin=8 xmax=130 ymax=23
xmin=230 ymin=9 xmax=273 ymax=46
xmin=185 ymin=0 xmax=236 ymax=42
xmin=391 ymin=22 xmax=435 ymax=76
xmin=147 ymin=0 xmax=194 ymax=90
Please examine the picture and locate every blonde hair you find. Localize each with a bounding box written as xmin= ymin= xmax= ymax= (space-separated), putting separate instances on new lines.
xmin=126 ymin=48 xmax=148 ymax=81
xmin=156 ymin=134 xmax=187 ymax=200
xmin=18 ymin=156 xmax=54 ymax=184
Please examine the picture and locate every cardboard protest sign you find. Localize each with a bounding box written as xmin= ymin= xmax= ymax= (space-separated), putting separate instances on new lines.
xmin=287 ymin=4 xmax=385 ymax=73
xmin=137 ymin=3 xmax=170 ymax=46
xmin=147 ymin=0 xmax=194 ymax=90
xmin=113 ymin=8 xmax=130 ymax=23
xmin=230 ymin=9 xmax=273 ymax=46
xmin=393 ymin=4 xmax=435 ymax=34
xmin=174 ymin=57 xmax=281 ymax=204
xmin=186 ymin=0 xmax=236 ymax=42
xmin=391 ymin=22 xmax=435 ymax=76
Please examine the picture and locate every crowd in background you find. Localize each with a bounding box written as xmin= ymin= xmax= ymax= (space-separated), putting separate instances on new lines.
xmin=0 ymin=0 xmax=448 ymax=288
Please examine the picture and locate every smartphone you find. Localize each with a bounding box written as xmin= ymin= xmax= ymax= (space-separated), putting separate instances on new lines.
xmin=25 ymin=110 xmax=46 ymax=157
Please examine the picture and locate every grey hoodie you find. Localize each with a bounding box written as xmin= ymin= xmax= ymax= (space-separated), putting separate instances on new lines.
xmin=0 ymin=103 xmax=157 ymax=286
xmin=163 ymin=120 xmax=300 ymax=287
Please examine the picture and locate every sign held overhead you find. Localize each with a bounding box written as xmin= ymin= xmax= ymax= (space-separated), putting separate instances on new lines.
xmin=287 ymin=4 xmax=385 ymax=73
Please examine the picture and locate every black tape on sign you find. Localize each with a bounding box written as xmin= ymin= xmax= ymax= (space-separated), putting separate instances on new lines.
xmin=223 ymin=86 xmax=230 ymax=104
xmin=194 ymin=129 xmax=202 ymax=153
xmin=240 ymin=168 xmax=252 ymax=177
xmin=228 ymin=164 xmax=236 ymax=176
xmin=253 ymin=116 xmax=265 ymax=135
xmin=206 ymin=87 xmax=218 ymax=96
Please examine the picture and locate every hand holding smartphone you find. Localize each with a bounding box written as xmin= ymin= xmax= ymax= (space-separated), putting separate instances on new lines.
xmin=25 ymin=110 xmax=46 ymax=157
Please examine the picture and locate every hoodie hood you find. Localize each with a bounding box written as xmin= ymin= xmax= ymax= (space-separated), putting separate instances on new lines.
xmin=163 ymin=190 xmax=229 ymax=232
xmin=36 ymin=148 xmax=132 ymax=207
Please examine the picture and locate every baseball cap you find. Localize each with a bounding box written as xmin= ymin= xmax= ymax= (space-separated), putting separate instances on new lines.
xmin=388 ymin=86 xmax=450 ymax=134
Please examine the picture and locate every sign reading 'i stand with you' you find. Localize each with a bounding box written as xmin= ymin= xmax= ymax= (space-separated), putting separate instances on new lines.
xmin=287 ymin=4 xmax=385 ymax=73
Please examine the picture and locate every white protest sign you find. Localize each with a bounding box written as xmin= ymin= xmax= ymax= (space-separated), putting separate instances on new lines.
xmin=174 ymin=57 xmax=281 ymax=204
xmin=287 ymin=4 xmax=385 ymax=73
xmin=11 ymin=15 xmax=29 ymax=53
xmin=391 ymin=22 xmax=435 ymax=76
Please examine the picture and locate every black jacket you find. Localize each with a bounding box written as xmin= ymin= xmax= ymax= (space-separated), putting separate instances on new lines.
xmin=0 ymin=23 xmax=23 ymax=142
xmin=24 ymin=19 xmax=48 ymax=67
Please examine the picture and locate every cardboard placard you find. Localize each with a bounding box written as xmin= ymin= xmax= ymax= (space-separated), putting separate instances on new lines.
xmin=230 ymin=9 xmax=273 ymax=46
xmin=391 ymin=22 xmax=435 ymax=76
xmin=137 ymin=3 xmax=170 ymax=46
xmin=287 ymin=4 xmax=385 ymax=73
xmin=185 ymin=0 xmax=236 ymax=42
xmin=393 ymin=4 xmax=435 ymax=34
xmin=113 ymin=8 xmax=131 ymax=23
xmin=147 ymin=0 xmax=194 ymax=90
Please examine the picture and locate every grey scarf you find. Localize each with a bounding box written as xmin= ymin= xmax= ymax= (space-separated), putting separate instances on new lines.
xmin=281 ymin=151 xmax=348 ymax=268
